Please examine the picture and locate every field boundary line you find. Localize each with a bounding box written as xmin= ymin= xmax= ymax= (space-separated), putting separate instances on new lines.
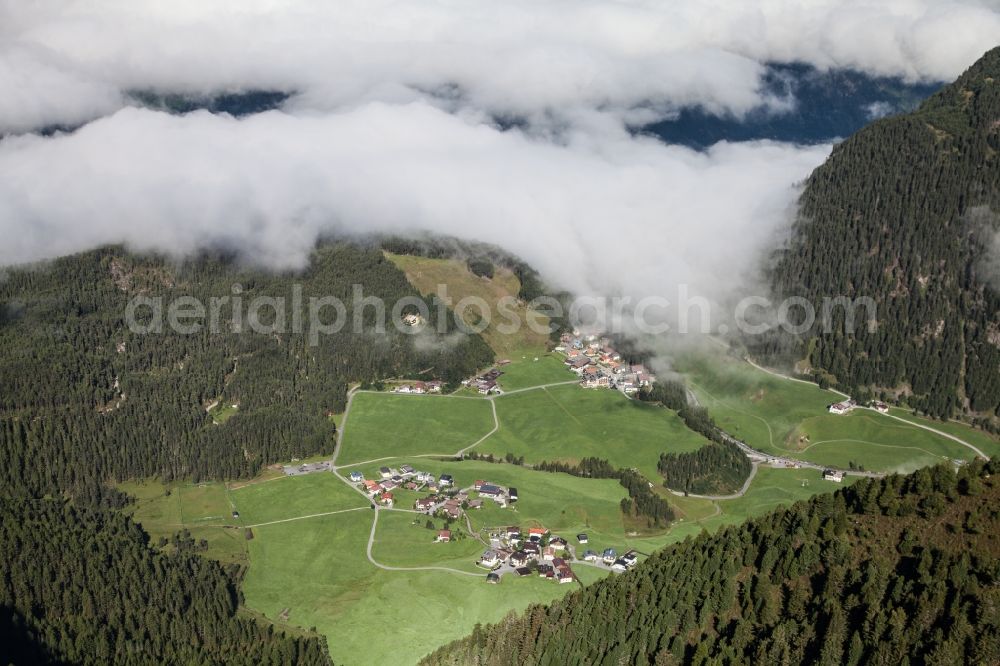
xmin=245 ymin=506 xmax=369 ymax=528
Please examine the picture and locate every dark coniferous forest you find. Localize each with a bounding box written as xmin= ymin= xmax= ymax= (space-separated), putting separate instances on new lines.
xmin=0 ymin=242 xmax=496 ymax=663
xmin=423 ymin=460 xmax=1000 ymax=665
xmin=760 ymin=47 xmax=1000 ymax=422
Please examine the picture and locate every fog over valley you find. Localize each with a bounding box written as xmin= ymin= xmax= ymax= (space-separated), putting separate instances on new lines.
xmin=2 ymin=0 xmax=997 ymax=311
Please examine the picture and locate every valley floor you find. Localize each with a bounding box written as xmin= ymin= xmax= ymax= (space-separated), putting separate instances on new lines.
xmin=122 ymin=348 xmax=998 ymax=664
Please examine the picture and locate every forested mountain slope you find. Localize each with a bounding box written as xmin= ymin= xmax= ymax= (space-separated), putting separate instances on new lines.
xmin=0 ymin=498 xmax=330 ymax=665
xmin=0 ymin=241 xmax=496 ymax=663
xmin=759 ymin=47 xmax=1000 ymax=421
xmin=0 ymin=243 xmax=492 ymax=500
xmin=422 ymin=460 xmax=1000 ymax=665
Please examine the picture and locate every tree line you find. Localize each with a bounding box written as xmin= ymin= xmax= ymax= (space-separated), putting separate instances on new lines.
xmin=422 ymin=459 xmax=1000 ymax=665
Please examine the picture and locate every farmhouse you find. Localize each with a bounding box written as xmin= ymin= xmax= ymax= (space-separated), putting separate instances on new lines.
xmin=478 ymin=484 xmax=502 ymax=497
xmin=823 ymin=469 xmax=845 ymax=483
xmin=828 ymin=400 xmax=857 ymax=415
xmin=468 ymin=499 xmax=483 ymax=509
xmin=871 ymin=400 xmax=890 ymax=413
xmin=436 ymin=530 xmax=451 ymax=542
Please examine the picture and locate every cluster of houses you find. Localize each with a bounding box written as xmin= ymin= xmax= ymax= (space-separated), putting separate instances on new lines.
xmin=415 ymin=478 xmax=518 ymax=522
xmin=462 ymin=367 xmax=505 ymax=395
xmin=350 ymin=464 xmax=446 ymax=508
xmin=392 ymin=380 xmax=443 ymax=394
xmin=556 ymin=332 xmax=656 ymax=394
xmin=827 ymin=399 xmax=890 ymax=415
xmin=579 ymin=547 xmax=640 ymax=573
xmin=480 ymin=526 xmax=576 ymax=584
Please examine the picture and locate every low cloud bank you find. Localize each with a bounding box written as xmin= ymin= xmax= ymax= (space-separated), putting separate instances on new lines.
xmin=2 ymin=0 xmax=994 ymax=332
xmin=2 ymin=1 xmax=998 ymax=132
xmin=0 ymin=103 xmax=830 ymax=313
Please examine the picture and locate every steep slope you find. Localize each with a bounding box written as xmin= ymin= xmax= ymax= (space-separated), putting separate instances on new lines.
xmin=0 ymin=498 xmax=330 ymax=665
xmin=422 ymin=460 xmax=1000 ymax=665
xmin=0 ymin=243 xmax=493 ymax=500
xmin=759 ymin=47 xmax=1000 ymax=421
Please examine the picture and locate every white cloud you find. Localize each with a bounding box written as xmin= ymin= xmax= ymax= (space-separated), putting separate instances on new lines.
xmin=0 ymin=0 xmax=992 ymax=325
xmin=1 ymin=0 xmax=998 ymax=132
xmin=0 ymin=103 xmax=830 ymax=310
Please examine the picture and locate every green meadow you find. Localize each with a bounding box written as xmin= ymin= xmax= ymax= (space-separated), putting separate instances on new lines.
xmin=119 ymin=337 xmax=1000 ymax=665
xmin=229 ymin=473 xmax=368 ymax=525
xmin=789 ymin=412 xmax=980 ymax=473
xmin=241 ymin=509 xmax=590 ymax=665
xmin=495 ymin=352 xmax=575 ymax=391
xmin=337 ymin=392 xmax=496 ymax=465
xmin=679 ymin=352 xmax=836 ymax=454
xmin=705 ymin=466 xmax=860 ymax=531
xmin=120 ymin=479 xmax=247 ymax=564
xmin=886 ymin=408 xmax=1000 ymax=458
xmin=679 ymin=349 xmax=987 ymax=471
xmin=481 ymin=384 xmax=711 ymax=481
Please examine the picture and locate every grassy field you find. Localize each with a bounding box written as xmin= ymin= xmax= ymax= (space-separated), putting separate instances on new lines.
xmin=241 ymin=509 xmax=591 ymax=665
xmin=370 ymin=510 xmax=484 ymax=572
xmin=386 ymin=252 xmax=550 ymax=356
xmin=337 ymin=392 xmax=496 ymax=465
xmin=679 ymin=349 xmax=990 ymax=471
xmin=788 ymin=412 xmax=980 ymax=473
xmin=495 ymin=352 xmax=574 ymax=391
xmin=120 ymin=480 xmax=248 ymax=564
xmin=679 ymin=352 xmax=836 ymax=454
xmin=886 ymin=408 xmax=1000 ymax=458
xmin=479 ymin=384 xmax=711 ymax=481
xmin=229 ymin=473 xmax=368 ymax=525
